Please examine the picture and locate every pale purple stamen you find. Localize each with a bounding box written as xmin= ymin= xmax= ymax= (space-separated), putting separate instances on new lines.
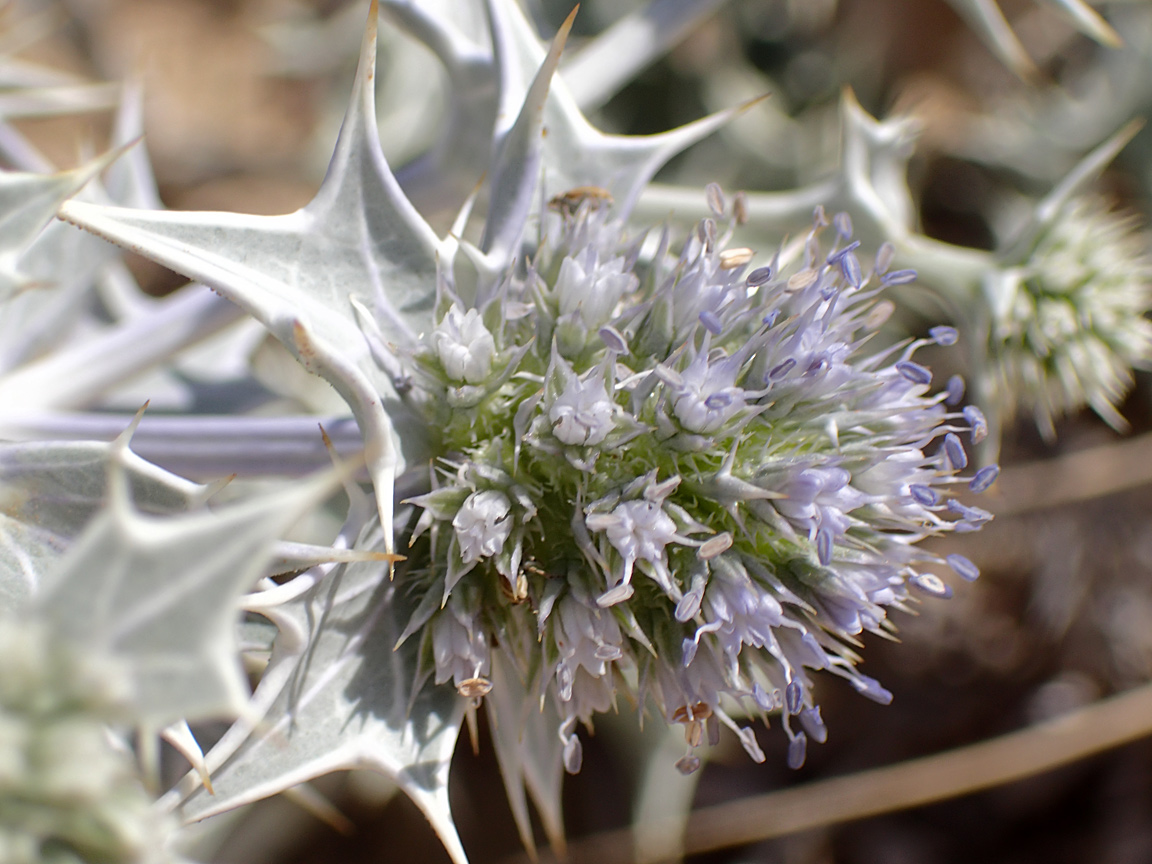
xmin=747 ymin=266 xmax=773 ymax=286
xmin=816 ymin=527 xmax=833 ymax=566
xmin=969 ymin=465 xmax=999 ymax=493
xmin=699 ymin=310 xmax=723 ymax=334
xmin=840 ymin=252 xmax=863 ymax=288
xmin=947 ymin=499 xmax=992 ymax=524
xmin=946 ymin=553 xmax=980 ymax=581
xmin=909 ymin=483 xmax=939 ymax=506
xmin=833 ymin=211 xmax=853 ymax=238
xmin=826 ymin=240 xmax=861 ymax=263
xmin=896 ymin=360 xmax=932 ymax=386
xmin=800 ymin=706 xmax=827 ymax=743
xmin=599 ymin=325 xmax=629 ymax=353
xmin=945 ymin=374 xmax=965 ymax=406
xmin=676 ymin=755 xmax=701 ymax=775
xmin=881 ymin=269 xmax=917 ymax=286
xmin=752 ymin=681 xmax=774 ymax=711
xmin=963 ymin=405 xmax=988 ymax=444
xmin=852 ymin=675 xmax=894 ymax=705
xmin=785 ymin=680 xmax=803 ymax=715
xmin=930 ymin=326 xmax=959 ymax=346
xmin=769 ymin=359 xmax=796 ymax=380
xmin=910 ymin=572 xmax=952 ymax=598
xmin=787 ymin=732 xmax=808 ymax=769
xmin=682 ymin=637 xmax=698 ymax=666
xmin=943 ymin=433 xmax=968 ymax=470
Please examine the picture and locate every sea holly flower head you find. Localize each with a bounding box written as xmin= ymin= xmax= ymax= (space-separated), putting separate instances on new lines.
xmin=402 ymin=195 xmax=997 ymax=775
xmin=0 ymin=619 xmax=173 ymax=864
xmin=985 ymin=196 xmax=1152 ymax=440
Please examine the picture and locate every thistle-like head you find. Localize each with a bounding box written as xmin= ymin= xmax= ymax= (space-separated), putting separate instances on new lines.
xmin=401 ymin=191 xmax=996 ymax=771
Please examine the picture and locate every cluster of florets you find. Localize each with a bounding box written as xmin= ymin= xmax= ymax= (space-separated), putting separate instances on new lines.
xmin=990 ymin=196 xmax=1152 ymax=438
xmin=0 ymin=620 xmax=169 ymax=864
xmin=400 ymin=188 xmax=997 ymax=773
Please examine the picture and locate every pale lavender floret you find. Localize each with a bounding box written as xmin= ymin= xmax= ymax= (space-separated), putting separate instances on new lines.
xmin=946 ymin=553 xmax=980 ymax=581
xmin=587 ymin=498 xmax=682 ymax=605
xmin=452 ymin=490 xmax=512 ymax=564
xmin=435 ymin=306 xmax=496 ymax=384
xmin=554 ymin=251 xmax=636 ymax=331
xmin=945 ymin=374 xmax=966 ymax=406
xmin=553 ymin=594 xmax=624 ymax=700
xmin=672 ymin=349 xmax=746 ymax=434
xmin=930 ymin=325 xmax=959 ymax=346
xmin=896 ymin=359 xmax=932 ymax=385
xmin=550 ymin=374 xmax=615 ymax=446
xmin=431 ymin=597 xmax=491 ymax=691
xmin=943 ymin=432 xmax=968 ymax=470
xmin=969 ymin=464 xmax=1000 ymax=493
xmin=963 ymin=405 xmax=988 ymax=444
xmin=774 ymin=467 xmax=864 ymax=539
xmin=698 ymin=557 xmax=785 ymax=661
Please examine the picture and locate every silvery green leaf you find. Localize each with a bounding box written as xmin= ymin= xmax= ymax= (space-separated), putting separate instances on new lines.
xmin=476 ymin=6 xmax=577 ymax=274
xmin=0 ymin=82 xmax=120 ymax=118
xmin=169 ymin=519 xmax=468 ymax=864
xmin=561 ymin=0 xmax=732 ymax=111
xmin=943 ymin=0 xmax=1120 ymax=79
xmin=943 ymin=0 xmax=1038 ymax=79
xmin=32 ymin=438 xmax=342 ymax=725
xmin=0 ymin=413 xmax=361 ymax=480
xmin=485 ymin=0 xmax=751 ymax=216
xmin=0 ymin=435 xmax=205 ymax=611
xmin=60 ymin=1 xmax=446 ymax=555
xmin=486 ymin=648 xmax=565 ymax=857
xmin=381 ymin=0 xmax=497 ymax=213
xmin=0 ymin=154 xmax=113 ymax=301
xmin=636 ymin=90 xmax=919 ymax=249
xmin=998 ymin=119 xmax=1143 ymax=265
xmin=385 ymin=0 xmax=748 ymax=219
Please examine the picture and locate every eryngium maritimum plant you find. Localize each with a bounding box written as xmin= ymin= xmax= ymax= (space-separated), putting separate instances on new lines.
xmin=403 ymin=197 xmax=997 ymax=774
xmin=57 ymin=0 xmax=996 ymax=856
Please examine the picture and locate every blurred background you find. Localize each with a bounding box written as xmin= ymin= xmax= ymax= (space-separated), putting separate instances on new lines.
xmin=9 ymin=0 xmax=1152 ymax=862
